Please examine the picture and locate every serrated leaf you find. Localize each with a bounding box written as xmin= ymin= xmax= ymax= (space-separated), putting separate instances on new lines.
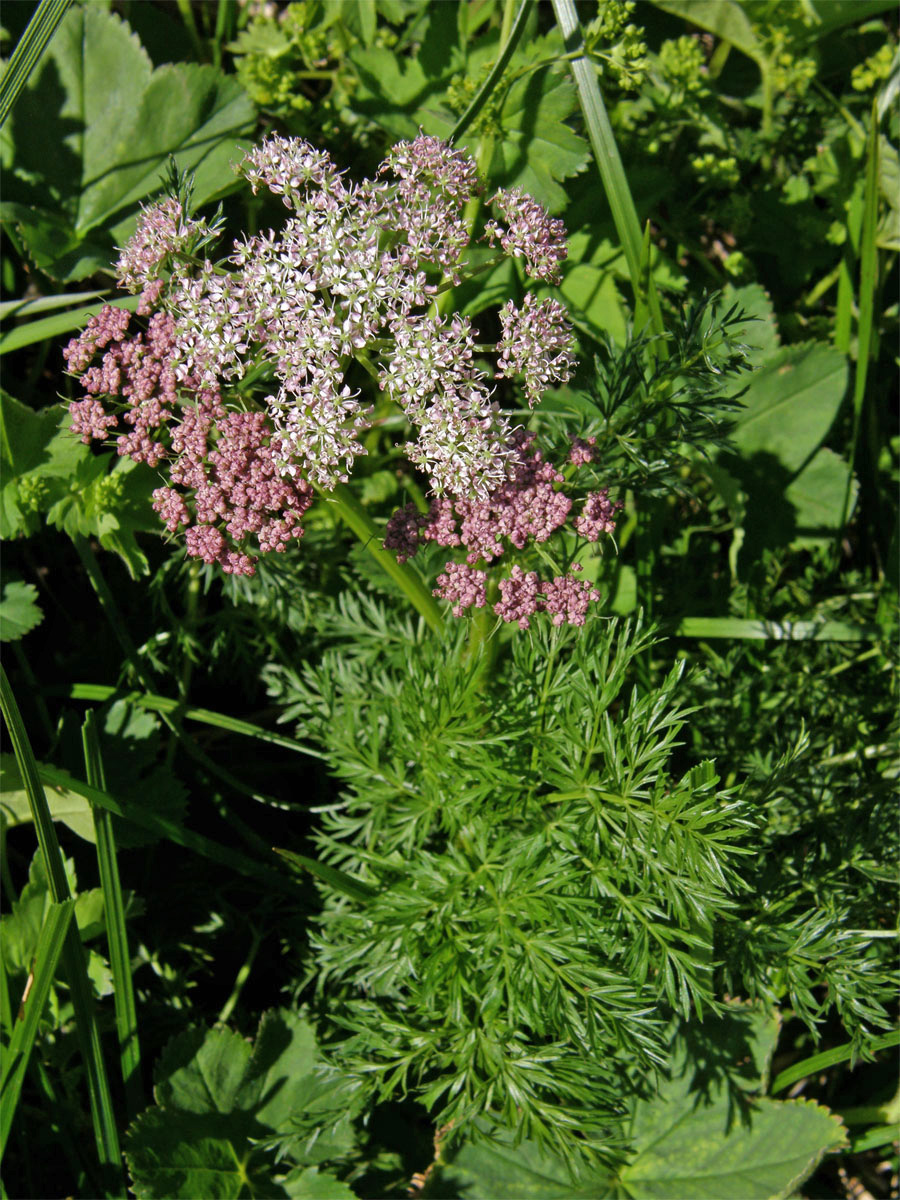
xmin=650 ymin=1 xmax=761 ymax=65
xmin=0 ymin=391 xmax=60 ymax=478
xmin=620 ymin=1098 xmax=845 ymax=1200
xmin=442 ymin=1132 xmax=612 ymax=1199
xmin=125 ymin=1109 xmax=283 ymax=1200
xmin=724 ymin=282 xmax=780 ymax=367
xmin=154 ymin=1025 xmax=254 ymax=1115
xmin=0 ymin=580 xmax=44 ymax=641
xmin=280 ymin=1166 xmax=357 ymax=1199
xmin=126 ymin=1010 xmax=359 ymax=1200
xmin=0 ymin=752 xmax=96 ymax=843
xmin=726 ymin=342 xmax=848 ymax=475
xmin=493 ymin=70 xmax=589 ymax=213
xmin=3 ymin=6 xmax=254 ymax=281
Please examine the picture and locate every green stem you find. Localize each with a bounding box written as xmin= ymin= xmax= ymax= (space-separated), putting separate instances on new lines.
xmin=82 ymin=712 xmax=144 ymax=1121
xmin=320 ymin=483 xmax=444 ymax=633
xmin=0 ymin=667 xmax=124 ymax=1192
xmin=175 ymin=0 xmax=205 ymax=61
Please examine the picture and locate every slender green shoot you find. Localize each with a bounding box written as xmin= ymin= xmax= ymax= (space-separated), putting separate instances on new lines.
xmin=321 ymin=483 xmax=444 ymax=633
xmin=0 ymin=899 xmax=75 ymax=1159
xmin=770 ymin=1029 xmax=900 ymax=1094
xmin=67 ymin=683 xmax=327 ymax=760
xmin=551 ymin=0 xmax=665 ymax=340
xmin=675 ymin=617 xmax=887 ymax=642
xmin=0 ymin=667 xmax=124 ymax=1191
xmin=273 ymin=847 xmax=378 ymax=903
xmin=0 ymin=0 xmax=73 ymax=129
xmin=36 ymin=760 xmax=301 ymax=900
xmin=838 ymin=100 xmax=880 ymax=538
xmin=82 ymin=712 xmax=144 ymax=1120
xmin=71 ymin=536 xmax=293 ymax=832
xmin=217 ymin=927 xmax=262 ymax=1025
xmin=834 ymin=183 xmax=864 ymax=355
xmin=448 ymin=0 xmax=532 ymax=146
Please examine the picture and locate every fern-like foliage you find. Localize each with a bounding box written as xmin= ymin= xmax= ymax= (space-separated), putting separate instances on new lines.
xmin=545 ymin=293 xmax=751 ymax=498
xmin=271 ymin=617 xmax=754 ymax=1169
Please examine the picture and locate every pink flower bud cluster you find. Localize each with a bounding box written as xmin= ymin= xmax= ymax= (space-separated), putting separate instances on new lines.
xmin=64 ymin=308 xmax=312 ymax=575
xmin=384 ymin=433 xmax=619 ymax=630
xmin=484 ymin=189 xmax=568 ymax=285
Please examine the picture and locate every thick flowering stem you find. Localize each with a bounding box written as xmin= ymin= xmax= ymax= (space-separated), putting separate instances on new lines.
xmin=321 ymin=483 xmax=445 ymax=634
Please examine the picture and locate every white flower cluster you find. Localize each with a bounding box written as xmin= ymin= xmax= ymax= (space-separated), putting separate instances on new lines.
xmin=119 ymin=134 xmax=576 ymax=498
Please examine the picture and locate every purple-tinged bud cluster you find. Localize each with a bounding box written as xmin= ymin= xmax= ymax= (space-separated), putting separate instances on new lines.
xmin=569 ymin=436 xmax=597 ymax=466
xmin=484 ymin=189 xmax=569 ymax=285
xmin=384 ymin=433 xmax=617 ymax=630
xmin=497 ymin=294 xmax=576 ymax=407
xmin=115 ymin=198 xmax=214 ymax=305
xmin=575 ymin=490 xmax=621 ymax=541
xmin=64 ymin=308 xmax=312 ymax=575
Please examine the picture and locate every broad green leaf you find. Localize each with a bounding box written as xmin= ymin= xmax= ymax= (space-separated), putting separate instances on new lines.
xmin=724 ymin=282 xmax=780 ymax=368
xmin=125 ymin=1010 xmax=359 ymax=1200
xmin=492 ymin=70 xmax=590 ymax=213
xmin=727 ymin=342 xmax=848 ymax=475
xmin=0 ymin=391 xmax=60 ymax=478
xmin=784 ymin=448 xmax=858 ymax=539
xmin=0 ymin=580 xmax=44 ymax=642
xmin=0 ymin=396 xmax=158 ymax=577
xmin=3 ymin=6 xmax=254 ymax=281
xmin=84 ymin=63 xmax=256 ymax=231
xmin=154 ymin=1026 xmax=253 ymax=1115
xmin=442 ymin=1133 xmax=612 ymax=1199
xmin=0 ymin=850 xmax=76 ymax=974
xmin=280 ymin=1166 xmax=356 ymax=1200
xmin=619 ymin=1008 xmax=843 ymax=1199
xmin=791 ymin=0 xmax=898 ymax=43
xmin=1 ymin=752 xmax=96 ymax=843
xmin=125 ymin=1110 xmax=282 ymax=1200
xmin=620 ymin=1098 xmax=845 ymax=1199
xmin=559 ymin=261 xmax=628 ymax=347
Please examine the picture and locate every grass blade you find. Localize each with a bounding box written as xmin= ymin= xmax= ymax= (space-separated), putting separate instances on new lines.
xmin=82 ymin=711 xmax=143 ymax=1121
xmin=0 ymin=289 xmax=110 ymax=322
xmin=0 ymin=899 xmax=75 ymax=1159
xmin=551 ymin=0 xmax=665 ymax=339
xmin=322 ymin=483 xmax=444 ymax=633
xmin=0 ymin=666 xmax=124 ymax=1191
xmin=675 ymin=617 xmax=886 ymax=642
xmin=35 ymin=760 xmax=302 ymax=899
xmin=0 ymin=0 xmax=73 ymax=129
xmin=0 ymin=296 xmax=140 ymax=355
xmin=771 ymin=1029 xmax=899 ymax=1094
xmin=274 ymin=847 xmax=378 ymax=903
xmin=67 ymin=683 xmax=326 ymax=759
xmin=838 ymin=100 xmax=880 ymax=537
